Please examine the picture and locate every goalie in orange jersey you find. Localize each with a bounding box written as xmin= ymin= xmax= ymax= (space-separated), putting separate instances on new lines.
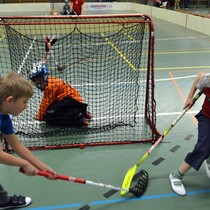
xmin=29 ymin=63 xmax=92 ymax=127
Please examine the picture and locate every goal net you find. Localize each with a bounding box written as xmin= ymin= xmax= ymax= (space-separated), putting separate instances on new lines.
xmin=0 ymin=14 xmax=159 ymax=150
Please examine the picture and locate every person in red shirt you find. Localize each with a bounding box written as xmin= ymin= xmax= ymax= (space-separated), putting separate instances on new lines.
xmin=169 ymin=72 xmax=210 ymax=196
xmin=29 ymin=63 xmax=92 ymax=127
xmin=70 ymin=0 xmax=84 ymax=15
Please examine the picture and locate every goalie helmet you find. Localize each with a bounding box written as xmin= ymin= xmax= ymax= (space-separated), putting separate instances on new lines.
xmin=29 ymin=63 xmax=49 ymax=91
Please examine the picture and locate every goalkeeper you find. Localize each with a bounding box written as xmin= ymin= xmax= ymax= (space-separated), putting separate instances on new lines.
xmin=29 ymin=63 xmax=92 ymax=127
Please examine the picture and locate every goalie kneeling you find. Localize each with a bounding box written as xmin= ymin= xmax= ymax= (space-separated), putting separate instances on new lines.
xmin=29 ymin=63 xmax=92 ymax=127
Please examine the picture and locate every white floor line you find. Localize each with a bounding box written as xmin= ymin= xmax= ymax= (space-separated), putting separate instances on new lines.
xmin=155 ymin=74 xmax=197 ymax=82
xmin=18 ymin=36 xmax=37 ymax=74
xmin=156 ymin=110 xmax=199 ymax=116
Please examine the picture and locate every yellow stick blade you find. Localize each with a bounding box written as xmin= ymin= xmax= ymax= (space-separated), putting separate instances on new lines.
xmin=120 ymin=165 xmax=137 ymax=195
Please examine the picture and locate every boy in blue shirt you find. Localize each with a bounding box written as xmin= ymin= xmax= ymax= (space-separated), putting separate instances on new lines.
xmin=0 ymin=72 xmax=56 ymax=209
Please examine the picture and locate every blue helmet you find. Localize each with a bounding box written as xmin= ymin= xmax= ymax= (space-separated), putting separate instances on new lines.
xmin=29 ymin=63 xmax=49 ymax=82
xmin=29 ymin=63 xmax=49 ymax=91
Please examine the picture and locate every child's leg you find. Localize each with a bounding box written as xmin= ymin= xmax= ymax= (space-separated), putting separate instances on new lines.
xmin=178 ymin=161 xmax=192 ymax=174
xmin=174 ymin=0 xmax=177 ymax=8
xmin=43 ymin=40 xmax=50 ymax=62
xmin=184 ymin=111 xmax=210 ymax=170
xmin=43 ymin=38 xmax=57 ymax=62
xmin=0 ymin=185 xmax=9 ymax=205
xmin=177 ymin=0 xmax=180 ymax=8
xmin=162 ymin=1 xmax=168 ymax=8
xmin=46 ymin=40 xmax=61 ymax=69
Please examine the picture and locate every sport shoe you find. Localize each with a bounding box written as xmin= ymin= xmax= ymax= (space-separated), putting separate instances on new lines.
xmin=169 ymin=172 xmax=186 ymax=196
xmin=81 ymin=117 xmax=89 ymax=126
xmin=85 ymin=111 xmax=92 ymax=120
xmin=56 ymin=64 xmax=66 ymax=71
xmin=0 ymin=195 xmax=32 ymax=209
xmin=204 ymin=159 xmax=210 ymax=179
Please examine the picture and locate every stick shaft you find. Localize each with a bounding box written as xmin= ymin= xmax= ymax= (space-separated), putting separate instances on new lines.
xmin=20 ymin=169 xmax=129 ymax=193
xmin=136 ymin=91 xmax=202 ymax=167
xmin=85 ymin=180 xmax=128 ymax=192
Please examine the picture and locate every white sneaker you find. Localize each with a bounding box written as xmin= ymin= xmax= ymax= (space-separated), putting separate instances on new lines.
xmin=169 ymin=172 xmax=186 ymax=196
xmin=204 ymin=159 xmax=210 ymax=179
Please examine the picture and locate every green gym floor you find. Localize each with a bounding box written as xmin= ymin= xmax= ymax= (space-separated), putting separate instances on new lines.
xmin=1 ymin=6 xmax=210 ymax=210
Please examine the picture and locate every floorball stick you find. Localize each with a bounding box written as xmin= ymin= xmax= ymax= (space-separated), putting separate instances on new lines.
xmin=19 ymin=168 xmax=148 ymax=197
xmin=121 ymin=91 xmax=203 ymax=195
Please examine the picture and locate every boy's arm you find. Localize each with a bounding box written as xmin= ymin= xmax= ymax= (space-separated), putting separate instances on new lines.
xmin=3 ymin=134 xmax=56 ymax=177
xmin=0 ymin=141 xmax=38 ymax=176
xmin=0 ymin=142 xmax=29 ymax=167
xmin=184 ymin=72 xmax=205 ymax=109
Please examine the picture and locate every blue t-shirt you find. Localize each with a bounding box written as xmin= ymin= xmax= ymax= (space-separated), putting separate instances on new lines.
xmin=0 ymin=112 xmax=14 ymax=134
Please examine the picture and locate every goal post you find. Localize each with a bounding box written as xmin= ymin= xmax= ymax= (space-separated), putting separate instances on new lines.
xmin=0 ymin=14 xmax=160 ymax=150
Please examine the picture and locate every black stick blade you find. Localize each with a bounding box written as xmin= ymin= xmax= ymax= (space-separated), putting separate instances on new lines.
xmin=129 ymin=169 xmax=149 ymax=197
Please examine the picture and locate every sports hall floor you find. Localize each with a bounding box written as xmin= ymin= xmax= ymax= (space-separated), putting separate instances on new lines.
xmin=1 ymin=5 xmax=210 ymax=210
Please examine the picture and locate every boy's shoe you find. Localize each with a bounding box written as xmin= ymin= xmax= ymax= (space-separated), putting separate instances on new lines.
xmin=85 ymin=111 xmax=93 ymax=120
xmin=204 ymin=159 xmax=210 ymax=179
xmin=81 ymin=117 xmax=89 ymax=126
xmin=169 ymin=172 xmax=186 ymax=196
xmin=55 ymin=62 xmax=66 ymax=71
xmin=57 ymin=65 xmax=66 ymax=71
xmin=0 ymin=195 xmax=32 ymax=209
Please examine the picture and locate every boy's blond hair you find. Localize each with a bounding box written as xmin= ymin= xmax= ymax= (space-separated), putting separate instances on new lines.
xmin=0 ymin=72 xmax=33 ymax=104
